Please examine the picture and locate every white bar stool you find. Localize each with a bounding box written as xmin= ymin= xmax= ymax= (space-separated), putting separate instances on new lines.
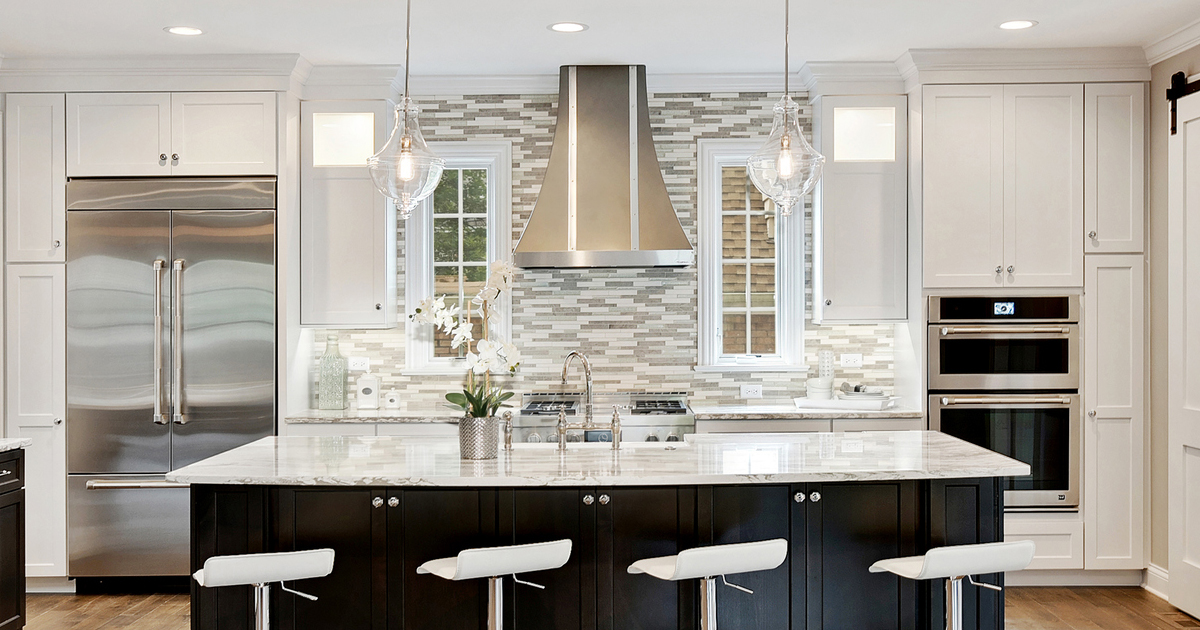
xmin=869 ymin=540 xmax=1035 ymax=630
xmin=627 ymin=539 xmax=788 ymax=630
xmin=416 ymin=539 xmax=573 ymax=630
xmin=193 ymin=548 xmax=335 ymax=630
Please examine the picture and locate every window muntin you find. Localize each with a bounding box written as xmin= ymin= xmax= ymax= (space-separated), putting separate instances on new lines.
xmin=431 ymin=168 xmax=490 ymax=358
xmin=720 ymin=166 xmax=778 ymax=356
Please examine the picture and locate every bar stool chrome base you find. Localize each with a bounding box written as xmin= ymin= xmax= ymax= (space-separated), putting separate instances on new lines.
xmin=628 ymin=539 xmax=788 ymax=630
xmin=416 ymin=539 xmax=573 ymax=630
xmin=192 ymin=548 xmax=336 ymax=630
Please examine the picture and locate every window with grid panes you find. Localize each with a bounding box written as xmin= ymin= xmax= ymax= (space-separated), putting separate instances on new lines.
xmin=697 ymin=139 xmax=803 ymax=370
xmin=432 ymin=168 xmax=489 ymax=358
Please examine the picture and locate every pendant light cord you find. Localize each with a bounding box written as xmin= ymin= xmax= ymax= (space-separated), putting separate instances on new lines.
xmin=403 ymin=0 xmax=412 ymax=101
xmin=783 ymin=0 xmax=789 ymax=97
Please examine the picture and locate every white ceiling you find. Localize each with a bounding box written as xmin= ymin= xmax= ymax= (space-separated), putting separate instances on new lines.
xmin=0 ymin=0 xmax=1196 ymax=75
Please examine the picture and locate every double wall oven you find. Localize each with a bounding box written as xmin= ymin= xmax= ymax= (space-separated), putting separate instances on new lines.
xmin=928 ymin=296 xmax=1080 ymax=509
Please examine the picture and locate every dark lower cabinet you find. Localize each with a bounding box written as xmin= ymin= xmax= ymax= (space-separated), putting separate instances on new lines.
xmin=192 ymin=479 xmax=1003 ymax=630
xmin=0 ymin=472 xmax=25 ymax=630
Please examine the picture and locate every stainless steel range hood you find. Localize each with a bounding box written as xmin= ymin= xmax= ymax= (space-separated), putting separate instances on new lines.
xmin=514 ymin=65 xmax=693 ymax=268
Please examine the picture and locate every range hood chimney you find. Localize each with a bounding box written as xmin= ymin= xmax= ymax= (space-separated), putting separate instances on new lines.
xmin=514 ymin=65 xmax=693 ymax=268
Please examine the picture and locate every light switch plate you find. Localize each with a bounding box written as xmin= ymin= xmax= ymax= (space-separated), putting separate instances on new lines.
xmin=348 ymin=356 xmax=370 ymax=371
xmin=740 ymin=384 xmax=763 ymax=399
xmin=840 ymin=353 xmax=863 ymax=368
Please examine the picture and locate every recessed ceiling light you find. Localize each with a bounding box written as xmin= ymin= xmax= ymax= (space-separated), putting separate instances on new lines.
xmin=164 ymin=26 xmax=204 ymax=36
xmin=548 ymin=22 xmax=588 ymax=33
xmin=998 ymin=20 xmax=1037 ymax=30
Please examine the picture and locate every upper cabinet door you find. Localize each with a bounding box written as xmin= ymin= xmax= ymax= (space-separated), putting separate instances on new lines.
xmin=1085 ymin=83 xmax=1145 ymax=254
xmin=922 ymin=85 xmax=1005 ymax=288
xmin=812 ymin=95 xmax=907 ymax=323
xmin=5 ymin=93 xmax=66 ymax=263
xmin=170 ymin=92 xmax=276 ymax=176
xmin=1003 ymin=84 xmax=1084 ymax=287
xmin=66 ymin=93 xmax=171 ymax=177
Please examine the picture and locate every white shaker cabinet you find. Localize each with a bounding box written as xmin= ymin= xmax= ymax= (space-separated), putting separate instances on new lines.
xmin=66 ymin=93 xmax=171 ymax=176
xmin=1083 ymin=254 xmax=1145 ymax=570
xmin=1003 ymin=84 xmax=1084 ymax=287
xmin=922 ymin=85 xmax=1005 ymax=288
xmin=811 ymin=95 xmax=907 ymax=322
xmin=4 ymin=93 xmax=66 ymax=263
xmin=5 ymin=264 xmax=68 ymax=577
xmin=299 ymin=100 xmax=396 ymax=328
xmin=923 ymin=84 xmax=1084 ymax=288
xmin=66 ymin=92 xmax=276 ymax=177
xmin=1084 ymin=83 xmax=1145 ymax=254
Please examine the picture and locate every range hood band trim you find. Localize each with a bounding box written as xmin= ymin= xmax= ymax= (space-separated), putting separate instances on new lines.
xmin=628 ymin=66 xmax=640 ymax=252
xmin=568 ymin=66 xmax=578 ymax=252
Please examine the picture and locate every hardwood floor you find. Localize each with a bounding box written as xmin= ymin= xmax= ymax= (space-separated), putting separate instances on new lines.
xmin=22 ymin=587 xmax=1199 ymax=630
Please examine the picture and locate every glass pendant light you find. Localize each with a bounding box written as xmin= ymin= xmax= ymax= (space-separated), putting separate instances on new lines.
xmin=368 ymin=0 xmax=444 ymax=219
xmin=747 ymin=0 xmax=824 ymax=217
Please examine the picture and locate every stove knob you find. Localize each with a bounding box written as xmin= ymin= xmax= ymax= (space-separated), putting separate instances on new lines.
xmin=645 ymin=434 xmax=660 ymax=442
xmin=666 ymin=433 xmax=681 ymax=442
xmin=526 ymin=432 xmax=542 ymax=443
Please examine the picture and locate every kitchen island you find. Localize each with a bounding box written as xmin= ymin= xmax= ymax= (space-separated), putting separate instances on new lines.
xmin=0 ymin=438 xmax=30 ymax=630
xmin=170 ymin=432 xmax=1027 ymax=630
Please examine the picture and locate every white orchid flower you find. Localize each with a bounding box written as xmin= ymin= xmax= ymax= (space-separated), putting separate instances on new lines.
xmin=450 ymin=321 xmax=474 ymax=349
xmin=501 ymin=341 xmax=521 ymax=373
xmin=410 ymin=296 xmax=438 ymax=324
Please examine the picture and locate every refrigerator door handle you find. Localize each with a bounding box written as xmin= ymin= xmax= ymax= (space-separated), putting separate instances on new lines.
xmin=172 ymin=259 xmax=187 ymax=425
xmin=152 ymin=259 xmax=168 ymax=425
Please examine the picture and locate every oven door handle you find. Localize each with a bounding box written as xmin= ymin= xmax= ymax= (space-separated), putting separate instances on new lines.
xmin=939 ymin=396 xmax=1074 ymax=406
xmin=939 ymin=326 xmax=1071 ymax=335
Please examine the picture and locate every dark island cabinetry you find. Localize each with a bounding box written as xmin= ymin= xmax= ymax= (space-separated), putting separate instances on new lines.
xmin=192 ymin=479 xmax=1002 ymax=630
xmin=0 ymin=450 xmax=26 ymax=630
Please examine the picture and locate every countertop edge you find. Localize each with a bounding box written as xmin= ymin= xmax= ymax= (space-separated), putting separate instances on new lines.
xmin=0 ymin=438 xmax=33 ymax=453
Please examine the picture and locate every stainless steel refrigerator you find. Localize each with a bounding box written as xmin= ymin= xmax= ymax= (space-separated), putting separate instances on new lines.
xmin=65 ymin=178 xmax=276 ymax=577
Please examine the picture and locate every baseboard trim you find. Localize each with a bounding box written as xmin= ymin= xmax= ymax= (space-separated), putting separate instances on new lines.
xmin=1144 ymin=564 xmax=1169 ymax=600
xmin=26 ymin=577 xmax=76 ymax=594
xmin=1005 ymin=569 xmax=1144 ymax=587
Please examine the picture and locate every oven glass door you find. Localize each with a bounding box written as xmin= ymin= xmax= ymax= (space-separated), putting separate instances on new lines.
xmin=928 ymin=325 xmax=1078 ymax=390
xmin=929 ymin=394 xmax=1079 ymax=508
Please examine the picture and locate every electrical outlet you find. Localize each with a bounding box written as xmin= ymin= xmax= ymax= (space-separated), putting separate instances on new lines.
xmin=840 ymin=353 xmax=863 ymax=368
xmin=740 ymin=384 xmax=763 ymax=399
xmin=348 ymin=356 xmax=370 ymax=371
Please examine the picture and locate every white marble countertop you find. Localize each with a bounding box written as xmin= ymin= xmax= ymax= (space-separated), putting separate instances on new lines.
xmin=690 ymin=403 xmax=924 ymax=420
xmin=286 ymin=409 xmax=461 ymax=424
xmin=0 ymin=438 xmax=32 ymax=453
xmin=166 ymin=431 xmax=1028 ymax=487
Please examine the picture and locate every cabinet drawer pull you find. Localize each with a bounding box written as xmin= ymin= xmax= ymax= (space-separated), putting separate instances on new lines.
xmin=372 ymin=497 xmax=384 ymax=508
xmin=583 ymin=494 xmax=595 ymax=505
xmin=809 ymin=492 xmax=821 ymax=503
xmin=794 ymin=492 xmax=805 ymax=503
xmin=0 ymin=470 xmax=10 ymax=477
xmin=598 ymin=494 xmax=610 ymax=505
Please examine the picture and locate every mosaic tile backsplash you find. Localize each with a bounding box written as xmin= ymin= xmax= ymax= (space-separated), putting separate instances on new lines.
xmin=306 ymin=91 xmax=896 ymax=411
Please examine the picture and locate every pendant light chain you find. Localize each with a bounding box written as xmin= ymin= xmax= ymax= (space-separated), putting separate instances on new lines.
xmin=783 ymin=0 xmax=789 ymax=97
xmin=403 ymin=0 xmax=412 ymax=100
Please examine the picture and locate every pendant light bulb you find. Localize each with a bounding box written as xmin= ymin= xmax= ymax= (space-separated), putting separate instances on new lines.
xmin=746 ymin=0 xmax=824 ymax=217
xmin=366 ymin=0 xmax=444 ymax=219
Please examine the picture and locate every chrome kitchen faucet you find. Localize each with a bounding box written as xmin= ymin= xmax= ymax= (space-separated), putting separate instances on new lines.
xmin=561 ymin=351 xmax=594 ymax=427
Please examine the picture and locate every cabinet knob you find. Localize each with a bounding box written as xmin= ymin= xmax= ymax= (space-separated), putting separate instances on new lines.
xmin=598 ymin=494 xmax=610 ymax=505
xmin=583 ymin=494 xmax=595 ymax=505
xmin=1007 ymin=266 xmax=1014 ymax=274
xmin=824 ymin=299 xmax=832 ymax=306
xmin=160 ymin=154 xmax=168 ymax=161
xmin=809 ymin=492 xmax=821 ymax=503
xmin=388 ymin=497 xmax=399 ymax=507
xmin=1088 ymin=231 xmax=1097 ymax=239
xmin=376 ymin=303 xmax=382 ymax=310
xmin=1088 ymin=410 xmax=1097 ymax=418
xmin=171 ymin=154 xmax=180 ymax=161
xmin=53 ymin=240 xmax=61 ymax=248
xmin=995 ymin=266 xmax=1003 ymax=274
xmin=372 ymin=497 xmax=384 ymax=508
xmin=794 ymin=492 xmax=806 ymax=503
xmin=54 ymin=417 xmax=63 ymax=425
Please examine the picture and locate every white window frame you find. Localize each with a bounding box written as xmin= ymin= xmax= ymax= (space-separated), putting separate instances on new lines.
xmin=696 ymin=139 xmax=804 ymax=372
xmin=404 ymin=141 xmax=513 ymax=374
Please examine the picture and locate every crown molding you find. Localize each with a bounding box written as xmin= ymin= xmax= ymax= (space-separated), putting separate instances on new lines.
xmin=896 ymin=47 xmax=1150 ymax=92
xmin=406 ymin=72 xmax=791 ymax=96
xmin=0 ymin=54 xmax=311 ymax=93
xmin=1144 ymin=17 xmax=1200 ymax=66
xmin=798 ymin=62 xmax=905 ymax=98
xmin=303 ymin=65 xmax=404 ymax=101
